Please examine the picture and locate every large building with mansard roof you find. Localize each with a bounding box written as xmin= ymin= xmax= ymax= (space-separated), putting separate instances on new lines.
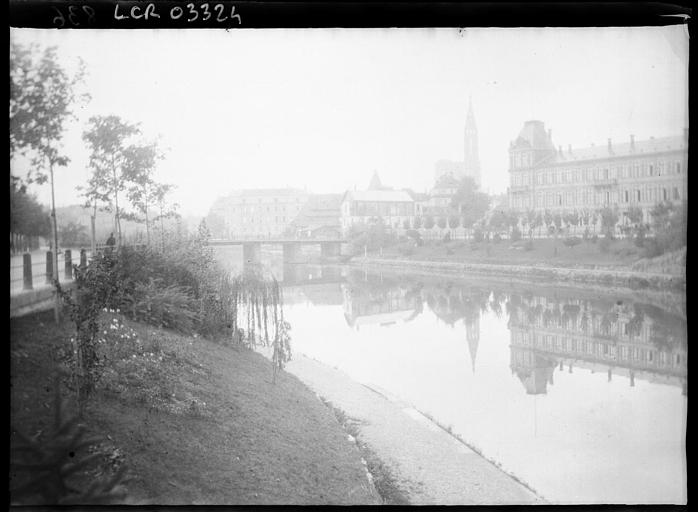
xmin=507 ymin=120 xmax=688 ymax=223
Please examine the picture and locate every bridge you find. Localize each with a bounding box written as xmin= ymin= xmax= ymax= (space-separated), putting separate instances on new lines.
xmin=206 ymin=237 xmax=348 ymax=265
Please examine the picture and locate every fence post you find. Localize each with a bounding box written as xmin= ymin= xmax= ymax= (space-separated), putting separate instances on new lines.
xmin=45 ymin=251 xmax=54 ymax=284
xmin=23 ymin=253 xmax=33 ymax=291
xmin=80 ymin=248 xmax=87 ymax=269
xmin=64 ymin=249 xmax=72 ymax=280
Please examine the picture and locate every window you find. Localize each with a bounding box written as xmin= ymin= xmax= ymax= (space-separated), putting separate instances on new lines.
xmin=663 ymin=188 xmax=668 ymax=201
xmin=604 ymin=168 xmax=609 ymax=180
xmin=636 ymin=190 xmax=641 ymax=202
xmin=677 ymin=162 xmax=681 ymax=174
xmin=624 ymin=190 xmax=629 ymax=203
xmin=674 ymin=187 xmax=680 ymax=200
xmin=649 ymin=165 xmax=654 ymax=176
xmin=605 ymin=191 xmax=610 ymax=204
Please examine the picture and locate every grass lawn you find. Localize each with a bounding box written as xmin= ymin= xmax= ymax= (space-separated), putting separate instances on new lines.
xmin=10 ymin=310 xmax=379 ymax=505
xmin=380 ymin=236 xmax=646 ymax=270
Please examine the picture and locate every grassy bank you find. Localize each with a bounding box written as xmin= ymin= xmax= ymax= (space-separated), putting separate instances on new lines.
xmin=357 ymin=238 xmax=684 ymax=292
xmin=10 ymin=310 xmax=379 ymax=505
xmin=352 ymin=257 xmax=685 ymax=296
xmin=379 ymin=237 xmax=684 ymax=275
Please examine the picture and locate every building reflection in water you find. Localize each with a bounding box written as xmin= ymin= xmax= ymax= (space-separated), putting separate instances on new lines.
xmin=335 ymin=268 xmax=687 ymax=395
xmin=508 ymin=294 xmax=687 ymax=395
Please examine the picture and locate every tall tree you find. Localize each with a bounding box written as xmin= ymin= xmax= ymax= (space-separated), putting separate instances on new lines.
xmin=151 ymin=183 xmax=179 ymax=251
xmin=10 ymin=42 xmax=88 ymax=322
xmin=76 ymin=167 xmax=113 ymax=254
xmin=122 ymin=141 xmax=166 ymax=246
xmin=82 ymin=116 xmax=141 ymax=246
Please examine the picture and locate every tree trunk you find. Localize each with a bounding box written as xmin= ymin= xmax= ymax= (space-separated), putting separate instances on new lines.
xmin=144 ymin=190 xmax=150 ymax=246
xmin=90 ymin=201 xmax=97 ymax=257
xmin=111 ymin=156 xmax=122 ymax=246
xmin=49 ymin=159 xmax=60 ymax=324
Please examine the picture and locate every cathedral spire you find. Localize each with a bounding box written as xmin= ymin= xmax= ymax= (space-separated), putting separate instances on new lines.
xmin=464 ymin=95 xmax=481 ymax=186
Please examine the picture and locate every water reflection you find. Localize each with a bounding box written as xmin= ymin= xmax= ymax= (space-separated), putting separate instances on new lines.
xmin=279 ymin=264 xmax=686 ymax=503
xmin=294 ymin=266 xmax=687 ymax=395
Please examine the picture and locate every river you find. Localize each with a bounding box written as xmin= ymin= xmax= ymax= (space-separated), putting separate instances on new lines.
xmin=217 ymin=248 xmax=687 ymax=504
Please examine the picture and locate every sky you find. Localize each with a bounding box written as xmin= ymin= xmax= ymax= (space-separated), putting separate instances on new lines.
xmin=10 ymin=26 xmax=689 ymax=218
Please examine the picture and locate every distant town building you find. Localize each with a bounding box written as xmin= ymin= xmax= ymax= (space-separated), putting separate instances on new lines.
xmin=287 ymin=194 xmax=343 ymax=238
xmin=422 ymin=174 xmax=460 ymax=217
xmin=508 ymin=120 xmax=688 ymax=224
xmin=434 ymin=96 xmax=482 ymax=187
xmin=208 ymin=188 xmax=309 ymax=238
xmin=340 ymin=173 xmax=416 ymax=234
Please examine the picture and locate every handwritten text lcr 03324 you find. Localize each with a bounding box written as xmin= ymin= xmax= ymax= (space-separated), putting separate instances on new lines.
xmin=114 ymin=3 xmax=242 ymax=24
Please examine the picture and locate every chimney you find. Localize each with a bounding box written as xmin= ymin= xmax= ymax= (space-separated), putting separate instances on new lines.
xmin=607 ymin=138 xmax=613 ymax=153
xmin=630 ymin=134 xmax=635 ymax=150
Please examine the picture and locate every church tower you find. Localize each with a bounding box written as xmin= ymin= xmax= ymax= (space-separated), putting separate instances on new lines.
xmin=464 ymin=96 xmax=481 ymax=187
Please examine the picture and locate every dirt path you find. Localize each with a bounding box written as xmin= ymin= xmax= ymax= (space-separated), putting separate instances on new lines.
xmin=286 ymin=354 xmax=544 ymax=505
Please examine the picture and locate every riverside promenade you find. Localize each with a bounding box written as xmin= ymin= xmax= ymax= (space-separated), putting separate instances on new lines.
xmin=287 ymin=354 xmax=544 ymax=505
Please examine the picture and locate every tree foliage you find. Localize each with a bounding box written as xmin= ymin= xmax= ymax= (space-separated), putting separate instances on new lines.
xmin=10 ymin=42 xmax=88 ymax=180
xmin=10 ymin=178 xmax=51 ymax=239
xmin=82 ymin=116 xmax=141 ymax=244
xmin=451 ymin=177 xmax=489 ymax=228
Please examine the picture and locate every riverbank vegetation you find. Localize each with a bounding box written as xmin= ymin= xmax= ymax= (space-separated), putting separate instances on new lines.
xmin=11 ymin=309 xmax=379 ymax=505
xmin=10 ymin=219 xmax=380 ymax=505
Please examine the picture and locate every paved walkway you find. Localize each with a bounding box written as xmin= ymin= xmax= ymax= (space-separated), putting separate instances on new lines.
xmin=286 ymin=354 xmax=544 ymax=505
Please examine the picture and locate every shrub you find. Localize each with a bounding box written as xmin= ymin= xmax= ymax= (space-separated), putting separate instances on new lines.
xmin=523 ymin=239 xmax=534 ymax=251
xmin=599 ymin=234 xmax=612 ymax=253
xmin=10 ymin=382 xmax=128 ymax=505
xmin=443 ymin=232 xmax=451 ymax=242
xmin=493 ymin=234 xmax=502 ymax=243
xmin=473 ymin=229 xmax=484 ymax=243
xmin=123 ymin=279 xmax=198 ymax=334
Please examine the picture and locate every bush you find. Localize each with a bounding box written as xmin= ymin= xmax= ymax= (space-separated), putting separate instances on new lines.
xmin=443 ymin=232 xmax=451 ymax=242
xmin=10 ymin=382 xmax=128 ymax=505
xmin=473 ymin=229 xmax=484 ymax=243
xmin=493 ymin=234 xmax=502 ymax=243
xmin=599 ymin=234 xmax=612 ymax=253
xmin=123 ymin=279 xmax=198 ymax=334
xmin=523 ymin=239 xmax=534 ymax=251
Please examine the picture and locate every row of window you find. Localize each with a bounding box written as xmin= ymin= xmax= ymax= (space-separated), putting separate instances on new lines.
xmin=233 ymin=217 xmax=288 ymax=224
xmin=234 ymin=197 xmax=305 ymax=205
xmin=348 ymin=201 xmax=414 ymax=217
xmin=511 ymin=185 xmax=683 ymax=209
xmin=229 ymin=205 xmax=301 ymax=214
xmin=514 ymin=334 xmax=683 ymax=367
xmin=511 ymin=160 xmax=683 ymax=186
